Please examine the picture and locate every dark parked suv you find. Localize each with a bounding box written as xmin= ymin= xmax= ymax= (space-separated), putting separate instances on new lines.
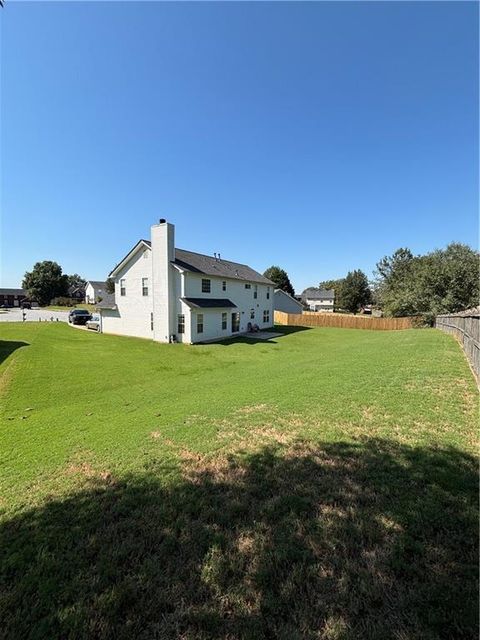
xmin=68 ymin=309 xmax=92 ymax=325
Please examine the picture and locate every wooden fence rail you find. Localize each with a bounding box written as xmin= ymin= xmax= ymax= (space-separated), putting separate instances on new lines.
xmin=436 ymin=309 xmax=479 ymax=381
xmin=274 ymin=310 xmax=416 ymax=331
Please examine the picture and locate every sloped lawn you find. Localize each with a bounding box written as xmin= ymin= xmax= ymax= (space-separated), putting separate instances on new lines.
xmin=0 ymin=323 xmax=478 ymax=639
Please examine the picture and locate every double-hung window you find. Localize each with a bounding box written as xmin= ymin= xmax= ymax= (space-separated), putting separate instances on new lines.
xmin=120 ymin=279 xmax=126 ymax=296
xmin=254 ymin=285 xmax=258 ymax=299
xmin=263 ymin=310 xmax=270 ymax=323
xmin=197 ymin=314 xmax=204 ymax=334
xmin=142 ymin=277 xmax=149 ymax=296
xmin=221 ymin=312 xmax=227 ymax=330
xmin=222 ymin=281 xmax=226 ymax=292
xmin=267 ymin=287 xmax=270 ymax=300
xmin=250 ymin=309 xmax=255 ymax=319
xmin=202 ymin=279 xmax=211 ymax=293
xmin=178 ymin=314 xmax=185 ymax=334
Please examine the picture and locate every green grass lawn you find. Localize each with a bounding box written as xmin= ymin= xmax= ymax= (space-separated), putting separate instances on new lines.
xmin=0 ymin=323 xmax=478 ymax=639
xmin=42 ymin=303 xmax=96 ymax=312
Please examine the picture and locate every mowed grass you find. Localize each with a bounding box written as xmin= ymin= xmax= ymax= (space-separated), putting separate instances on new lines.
xmin=0 ymin=323 xmax=478 ymax=639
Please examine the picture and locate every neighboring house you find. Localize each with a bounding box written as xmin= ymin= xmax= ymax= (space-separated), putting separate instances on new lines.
xmin=302 ymin=288 xmax=335 ymax=312
xmin=274 ymin=289 xmax=303 ymax=314
xmin=68 ymin=284 xmax=86 ymax=302
xmin=98 ymin=219 xmax=275 ymax=343
xmin=0 ymin=288 xmax=27 ymax=307
xmin=85 ymin=281 xmax=113 ymax=305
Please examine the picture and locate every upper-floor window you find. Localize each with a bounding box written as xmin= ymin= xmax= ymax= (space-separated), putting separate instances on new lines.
xmin=222 ymin=281 xmax=226 ymax=291
xmin=142 ymin=277 xmax=149 ymax=296
xmin=245 ymin=283 xmax=251 ymax=290
xmin=197 ymin=314 xmax=204 ymax=334
xmin=202 ymin=279 xmax=211 ymax=293
xmin=120 ymin=279 xmax=126 ymax=296
xmin=254 ymin=285 xmax=258 ymax=299
xmin=250 ymin=309 xmax=255 ymax=319
xmin=178 ymin=314 xmax=185 ymax=334
xmin=267 ymin=287 xmax=270 ymax=300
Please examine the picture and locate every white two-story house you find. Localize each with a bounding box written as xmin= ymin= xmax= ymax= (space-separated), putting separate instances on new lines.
xmin=98 ymin=220 xmax=275 ymax=343
xmin=302 ymin=288 xmax=335 ymax=312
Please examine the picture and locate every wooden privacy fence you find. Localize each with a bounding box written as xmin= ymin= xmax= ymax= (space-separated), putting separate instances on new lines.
xmin=436 ymin=308 xmax=479 ymax=381
xmin=274 ymin=310 xmax=416 ymax=331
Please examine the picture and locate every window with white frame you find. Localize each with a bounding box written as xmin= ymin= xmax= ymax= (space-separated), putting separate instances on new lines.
xmin=222 ymin=281 xmax=226 ymax=291
xmin=142 ymin=277 xmax=149 ymax=296
xmin=250 ymin=309 xmax=255 ymax=319
xmin=197 ymin=314 xmax=204 ymax=334
xmin=120 ymin=279 xmax=126 ymax=296
xmin=150 ymin=312 xmax=154 ymax=331
xmin=178 ymin=314 xmax=185 ymax=334
xmin=221 ymin=312 xmax=227 ymax=330
xmin=263 ymin=310 xmax=270 ymax=323
xmin=267 ymin=286 xmax=270 ymax=299
xmin=202 ymin=279 xmax=211 ymax=293
xmin=254 ymin=284 xmax=258 ymax=299
xmin=244 ymin=283 xmax=251 ymax=290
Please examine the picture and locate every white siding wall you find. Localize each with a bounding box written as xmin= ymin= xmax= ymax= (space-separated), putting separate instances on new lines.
xmin=85 ymin=283 xmax=95 ymax=304
xmin=274 ymin=290 xmax=303 ymax=314
xmin=183 ymin=273 xmax=274 ymax=342
xmin=306 ymin=298 xmax=334 ymax=312
xmin=102 ymin=248 xmax=153 ymax=339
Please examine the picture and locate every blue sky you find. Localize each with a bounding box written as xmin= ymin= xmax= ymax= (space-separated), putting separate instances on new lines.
xmin=1 ymin=1 xmax=478 ymax=293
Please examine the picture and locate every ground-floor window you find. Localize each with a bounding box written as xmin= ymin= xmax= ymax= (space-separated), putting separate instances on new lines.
xmin=197 ymin=313 xmax=204 ymax=334
xmin=150 ymin=312 xmax=154 ymax=331
xmin=221 ymin=312 xmax=227 ymax=330
xmin=263 ymin=310 xmax=270 ymax=323
xmin=232 ymin=312 xmax=240 ymax=333
xmin=178 ymin=314 xmax=185 ymax=334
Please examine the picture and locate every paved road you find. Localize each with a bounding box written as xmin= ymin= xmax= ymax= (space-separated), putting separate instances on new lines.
xmin=0 ymin=308 xmax=70 ymax=323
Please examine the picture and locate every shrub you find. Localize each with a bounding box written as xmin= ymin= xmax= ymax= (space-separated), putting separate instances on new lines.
xmin=50 ymin=297 xmax=76 ymax=307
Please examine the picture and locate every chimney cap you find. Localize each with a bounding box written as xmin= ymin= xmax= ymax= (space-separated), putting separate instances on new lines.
xmin=159 ymin=218 xmax=166 ymax=224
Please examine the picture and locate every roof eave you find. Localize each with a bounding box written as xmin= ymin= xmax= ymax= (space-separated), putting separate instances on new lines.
xmin=109 ymin=240 xmax=151 ymax=277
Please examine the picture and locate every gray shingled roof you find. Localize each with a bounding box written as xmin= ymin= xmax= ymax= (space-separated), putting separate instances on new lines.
xmin=139 ymin=241 xmax=274 ymax=285
xmin=0 ymin=288 xmax=25 ymax=296
xmin=302 ymin=288 xmax=335 ymax=300
xmin=181 ymin=298 xmax=236 ymax=309
xmin=87 ymin=281 xmax=108 ymax=290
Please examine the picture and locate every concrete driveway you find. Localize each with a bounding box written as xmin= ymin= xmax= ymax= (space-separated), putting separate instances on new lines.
xmin=0 ymin=308 xmax=70 ymax=323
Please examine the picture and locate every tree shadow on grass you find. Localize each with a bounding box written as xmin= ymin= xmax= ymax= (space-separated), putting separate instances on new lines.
xmin=0 ymin=340 xmax=29 ymax=366
xmin=0 ymin=439 xmax=477 ymax=640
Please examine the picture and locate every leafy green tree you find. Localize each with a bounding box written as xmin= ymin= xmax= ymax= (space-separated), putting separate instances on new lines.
xmin=67 ymin=273 xmax=86 ymax=288
xmin=23 ymin=261 xmax=69 ymax=306
xmin=339 ymin=270 xmax=372 ymax=314
xmin=105 ymin=277 xmax=115 ymax=295
xmin=375 ymin=243 xmax=479 ymax=323
xmin=263 ymin=266 xmax=295 ymax=296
